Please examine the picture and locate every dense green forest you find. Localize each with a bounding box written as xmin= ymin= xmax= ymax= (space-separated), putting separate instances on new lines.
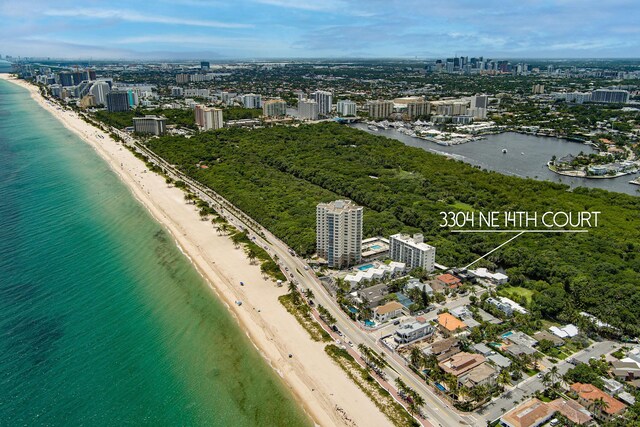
xmin=145 ymin=123 xmax=640 ymax=335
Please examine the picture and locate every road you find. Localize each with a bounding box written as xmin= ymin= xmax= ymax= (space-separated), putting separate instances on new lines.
xmin=476 ymin=340 xmax=618 ymax=422
xmin=102 ymin=127 xmax=478 ymax=427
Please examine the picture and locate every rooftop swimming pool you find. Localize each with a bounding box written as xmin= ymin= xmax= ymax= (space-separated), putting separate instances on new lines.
xmin=357 ymin=264 xmax=375 ymax=271
xmin=370 ymin=244 xmax=383 ymax=250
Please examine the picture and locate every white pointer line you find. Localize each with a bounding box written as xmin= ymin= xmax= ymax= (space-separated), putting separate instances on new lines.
xmin=451 ymin=229 xmax=589 ymax=233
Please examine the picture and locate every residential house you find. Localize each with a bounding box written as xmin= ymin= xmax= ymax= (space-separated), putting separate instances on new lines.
xmin=601 ymin=377 xmax=624 ymax=396
xmin=570 ymin=383 xmax=626 ymax=421
xmin=372 ymin=301 xmax=406 ymax=323
xmin=611 ymin=360 xmax=640 ymax=382
xmin=500 ymin=398 xmax=554 ymax=427
xmin=459 ymin=363 xmax=498 ymax=388
xmin=405 ymin=278 xmax=433 ymax=296
xmin=550 ymin=324 xmax=579 ymax=339
xmin=437 ymin=313 xmax=468 ymax=336
xmin=355 ymin=283 xmax=389 ymax=308
xmin=394 ymin=318 xmax=435 ymax=345
xmin=473 ymin=343 xmax=493 ymax=356
xmin=547 ymin=398 xmax=592 ymax=425
xmin=435 ymin=273 xmax=461 ymax=289
xmin=533 ymin=331 xmax=565 ymax=347
xmin=439 ymin=352 xmax=486 ymax=377
xmin=424 ymin=337 xmax=460 ymax=361
xmin=488 ymin=353 xmax=512 ymax=369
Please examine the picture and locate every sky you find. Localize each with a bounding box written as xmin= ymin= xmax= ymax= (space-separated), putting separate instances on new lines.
xmin=1 ymin=0 xmax=639 ymax=60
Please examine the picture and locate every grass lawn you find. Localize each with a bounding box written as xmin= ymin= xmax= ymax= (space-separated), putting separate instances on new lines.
xmin=498 ymin=286 xmax=535 ymax=305
xmin=449 ymin=201 xmax=475 ymax=211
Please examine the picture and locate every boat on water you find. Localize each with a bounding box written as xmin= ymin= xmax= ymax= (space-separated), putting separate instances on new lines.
xmin=502 ymin=149 xmax=508 ymax=154
xmin=367 ymin=125 xmax=379 ymax=132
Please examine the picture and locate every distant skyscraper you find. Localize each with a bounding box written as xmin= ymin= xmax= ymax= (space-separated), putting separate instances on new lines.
xmin=242 ymin=93 xmax=262 ymax=109
xmin=58 ymin=72 xmax=74 ymax=87
xmin=312 ymin=90 xmax=333 ymax=115
xmin=316 ymin=200 xmax=363 ymax=269
xmin=200 ymin=61 xmax=210 ymax=70
xmin=195 ymin=105 xmax=223 ymax=130
xmin=470 ymin=95 xmax=488 ymax=109
xmin=262 ymin=99 xmax=287 ymax=117
xmin=90 ymin=81 xmax=111 ymax=106
xmin=176 ymin=73 xmax=190 ymax=84
xmin=106 ymin=91 xmax=130 ymax=113
xmin=298 ymin=98 xmax=319 ymax=120
xmin=133 ymin=116 xmax=167 ymax=135
xmin=336 ymin=100 xmax=357 ymax=117
xmin=532 ymin=84 xmax=545 ymax=94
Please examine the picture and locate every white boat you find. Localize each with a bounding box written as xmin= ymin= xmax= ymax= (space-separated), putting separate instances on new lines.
xmin=367 ymin=125 xmax=379 ymax=132
xmin=502 ymin=149 xmax=508 ymax=154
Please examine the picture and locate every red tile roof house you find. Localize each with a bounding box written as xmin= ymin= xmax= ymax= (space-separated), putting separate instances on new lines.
xmin=435 ymin=273 xmax=462 ymax=289
xmin=570 ymin=383 xmax=626 ymax=421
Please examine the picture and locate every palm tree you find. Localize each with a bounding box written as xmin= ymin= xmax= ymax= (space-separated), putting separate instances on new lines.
xmin=591 ymin=397 xmax=610 ymax=417
xmin=541 ymin=372 xmax=552 ymax=390
xmin=497 ymin=369 xmax=511 ymax=390
xmin=304 ymin=289 xmax=314 ymax=300
xmin=395 ymin=377 xmax=408 ymax=395
xmin=246 ymin=247 xmax=258 ymax=265
xmin=531 ymin=352 xmax=543 ymax=371
xmin=288 ymin=282 xmax=299 ymax=302
xmin=410 ymin=346 xmax=423 ymax=369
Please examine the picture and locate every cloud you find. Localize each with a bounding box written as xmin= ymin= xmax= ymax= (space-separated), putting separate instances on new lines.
xmin=44 ymin=8 xmax=252 ymax=29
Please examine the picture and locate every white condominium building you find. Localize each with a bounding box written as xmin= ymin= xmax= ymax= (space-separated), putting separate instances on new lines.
xmin=336 ymin=99 xmax=357 ymax=117
xmin=312 ymin=90 xmax=333 ymax=115
xmin=194 ymin=105 xmax=223 ymax=130
xmin=242 ymin=93 xmax=262 ymax=109
xmin=298 ymin=98 xmax=319 ymax=120
xmin=262 ymin=99 xmax=287 ymax=117
xmin=132 ymin=115 xmax=167 ymax=135
xmin=316 ymin=200 xmax=363 ymax=269
xmin=389 ymin=233 xmax=436 ymax=272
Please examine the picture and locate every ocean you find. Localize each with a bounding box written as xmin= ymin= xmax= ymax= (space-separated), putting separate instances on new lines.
xmin=0 ymin=67 xmax=310 ymax=426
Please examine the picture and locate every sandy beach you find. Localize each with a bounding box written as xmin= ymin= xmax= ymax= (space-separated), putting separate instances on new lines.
xmin=0 ymin=74 xmax=391 ymax=427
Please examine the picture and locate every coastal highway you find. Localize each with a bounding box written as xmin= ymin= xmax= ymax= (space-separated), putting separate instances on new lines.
xmin=109 ymin=127 xmax=475 ymax=427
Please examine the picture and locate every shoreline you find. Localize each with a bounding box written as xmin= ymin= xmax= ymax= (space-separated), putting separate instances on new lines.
xmin=0 ymin=74 xmax=391 ymax=427
xmin=547 ymin=161 xmax=637 ymax=179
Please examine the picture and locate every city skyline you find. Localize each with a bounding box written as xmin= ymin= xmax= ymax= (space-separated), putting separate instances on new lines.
xmin=1 ymin=0 xmax=639 ymax=60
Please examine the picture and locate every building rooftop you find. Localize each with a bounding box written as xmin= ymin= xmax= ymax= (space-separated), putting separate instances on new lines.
xmin=437 ymin=313 xmax=467 ymax=332
xmin=571 ymin=383 xmax=627 ymax=415
xmin=488 ymin=353 xmax=512 ymax=368
xmin=374 ymin=301 xmax=404 ymax=315
xmin=460 ymin=363 xmax=497 ymax=387
xmin=438 ymin=352 xmax=485 ymax=376
xmin=500 ymin=398 xmax=554 ymax=427
xmin=436 ymin=273 xmax=460 ymax=285
xmin=428 ymin=337 xmax=459 ymax=355
xmin=533 ymin=330 xmax=565 ymax=346
xmin=547 ymin=398 xmax=592 ymax=425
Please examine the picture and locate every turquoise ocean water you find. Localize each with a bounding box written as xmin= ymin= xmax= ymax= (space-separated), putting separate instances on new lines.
xmin=0 ymin=65 xmax=310 ymax=426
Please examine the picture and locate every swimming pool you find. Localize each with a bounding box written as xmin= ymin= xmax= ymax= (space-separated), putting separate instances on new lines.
xmin=502 ymin=331 xmax=514 ymax=338
xmin=348 ymin=306 xmax=358 ymax=314
xmin=370 ymin=244 xmax=382 ymax=250
xmin=364 ymin=320 xmax=376 ymax=327
xmin=357 ymin=264 xmax=375 ymax=271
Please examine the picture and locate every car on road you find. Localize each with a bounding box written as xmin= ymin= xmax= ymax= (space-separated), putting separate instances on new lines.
xmin=303 ymin=266 xmax=309 ymax=270
xmin=568 ymin=358 xmax=579 ymax=365
xmin=537 ymin=373 xmax=543 ymax=378
xmin=393 ymin=320 xmax=401 ymax=325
